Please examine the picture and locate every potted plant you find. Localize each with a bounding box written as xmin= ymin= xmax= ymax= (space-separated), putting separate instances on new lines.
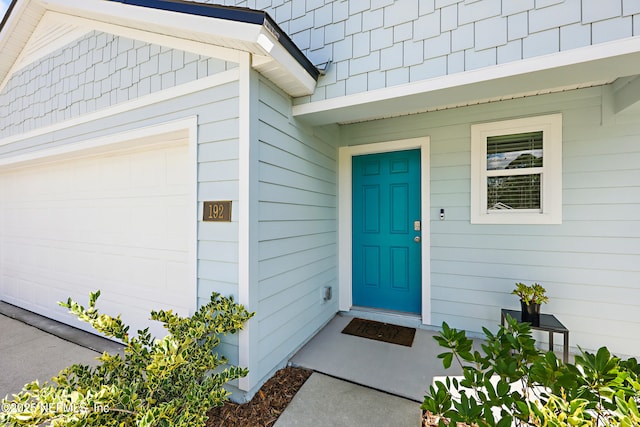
xmin=511 ymin=282 xmax=548 ymax=326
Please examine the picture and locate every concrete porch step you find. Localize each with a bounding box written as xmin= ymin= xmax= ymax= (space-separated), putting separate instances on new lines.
xmin=288 ymin=313 xmax=463 ymax=402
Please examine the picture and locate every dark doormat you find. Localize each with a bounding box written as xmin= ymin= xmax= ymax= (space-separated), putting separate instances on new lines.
xmin=341 ymin=318 xmax=416 ymax=347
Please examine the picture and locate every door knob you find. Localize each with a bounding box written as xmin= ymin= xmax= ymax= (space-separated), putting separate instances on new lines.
xmin=414 ymin=236 xmax=421 ymax=243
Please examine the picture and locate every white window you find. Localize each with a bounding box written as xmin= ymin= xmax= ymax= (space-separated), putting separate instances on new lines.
xmin=470 ymin=114 xmax=562 ymax=224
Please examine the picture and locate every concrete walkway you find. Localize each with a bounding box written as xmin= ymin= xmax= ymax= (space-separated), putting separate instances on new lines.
xmin=273 ymin=313 xmax=464 ymax=426
xmin=0 ymin=303 xmax=123 ymax=399
xmin=1 ymin=305 xmax=436 ymax=426
xmin=288 ymin=313 xmax=461 ymax=402
xmin=0 ymin=315 xmax=100 ymax=398
xmin=274 ymin=373 xmax=421 ymax=427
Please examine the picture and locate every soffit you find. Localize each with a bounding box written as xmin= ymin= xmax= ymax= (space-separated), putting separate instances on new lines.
xmin=293 ymin=36 xmax=640 ymax=126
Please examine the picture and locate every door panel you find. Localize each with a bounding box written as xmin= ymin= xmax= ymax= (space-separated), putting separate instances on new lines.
xmin=0 ymin=142 xmax=193 ymax=338
xmin=352 ymin=149 xmax=421 ymax=313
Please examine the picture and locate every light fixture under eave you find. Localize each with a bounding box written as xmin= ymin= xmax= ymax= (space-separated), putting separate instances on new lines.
xmin=257 ymin=33 xmax=274 ymax=53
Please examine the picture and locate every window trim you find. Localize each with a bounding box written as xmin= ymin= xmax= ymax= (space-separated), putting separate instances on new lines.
xmin=470 ymin=114 xmax=562 ymax=224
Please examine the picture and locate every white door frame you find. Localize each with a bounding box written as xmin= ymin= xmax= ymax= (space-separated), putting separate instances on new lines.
xmin=338 ymin=137 xmax=431 ymax=325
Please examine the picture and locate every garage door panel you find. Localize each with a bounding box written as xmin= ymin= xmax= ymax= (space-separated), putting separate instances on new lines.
xmin=166 ymin=261 xmax=189 ymax=290
xmin=166 ymin=150 xmax=190 ymax=184
xmin=0 ymin=141 xmax=194 ymax=339
xmin=132 ymin=161 xmax=164 ymax=189
xmin=12 ymin=200 xmax=189 ymax=249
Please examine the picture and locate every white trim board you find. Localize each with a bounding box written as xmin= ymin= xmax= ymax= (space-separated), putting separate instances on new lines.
xmin=43 ymin=0 xmax=262 ymax=56
xmin=237 ymin=52 xmax=258 ymax=392
xmin=338 ymin=137 xmax=431 ymax=325
xmin=0 ymin=117 xmax=195 ymax=168
xmin=48 ymin=10 xmax=244 ymax=63
xmin=294 ymin=36 xmax=640 ymax=126
xmin=10 ymin=11 xmax=91 ymax=76
xmin=0 ymin=10 xmax=243 ymax=97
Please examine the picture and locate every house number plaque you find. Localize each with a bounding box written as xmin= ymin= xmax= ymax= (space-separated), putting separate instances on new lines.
xmin=203 ymin=201 xmax=232 ymax=222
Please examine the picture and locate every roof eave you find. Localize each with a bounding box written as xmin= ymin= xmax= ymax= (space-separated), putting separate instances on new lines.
xmin=293 ymin=36 xmax=640 ymax=125
xmin=0 ymin=0 xmax=318 ymax=97
xmin=110 ymin=0 xmax=319 ymax=80
xmin=0 ymin=0 xmax=18 ymax=31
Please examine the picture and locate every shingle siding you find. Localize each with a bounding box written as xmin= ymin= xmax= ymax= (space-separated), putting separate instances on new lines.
xmin=197 ymin=0 xmax=640 ymax=104
xmin=0 ymin=31 xmax=234 ymax=138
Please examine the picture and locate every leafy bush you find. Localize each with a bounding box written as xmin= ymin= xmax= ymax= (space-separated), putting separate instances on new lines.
xmin=421 ymin=315 xmax=640 ymax=426
xmin=1 ymin=291 xmax=254 ymax=427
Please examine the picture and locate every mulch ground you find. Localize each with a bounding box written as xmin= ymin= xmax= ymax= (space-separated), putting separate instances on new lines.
xmin=205 ymin=366 xmax=313 ymax=427
xmin=206 ymin=365 xmax=441 ymax=426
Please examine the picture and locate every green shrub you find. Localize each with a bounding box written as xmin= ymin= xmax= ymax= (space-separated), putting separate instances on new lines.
xmin=421 ymin=315 xmax=640 ymax=426
xmin=1 ymin=291 xmax=254 ymax=427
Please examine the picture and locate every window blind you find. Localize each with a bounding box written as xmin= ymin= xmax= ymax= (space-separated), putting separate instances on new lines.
xmin=486 ymin=131 xmax=543 ymax=210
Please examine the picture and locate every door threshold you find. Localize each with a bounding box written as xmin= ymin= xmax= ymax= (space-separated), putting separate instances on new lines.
xmin=342 ymin=306 xmax=424 ymax=329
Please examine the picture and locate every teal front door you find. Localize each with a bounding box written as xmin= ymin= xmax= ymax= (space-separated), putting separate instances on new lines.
xmin=352 ymin=149 xmax=422 ymax=314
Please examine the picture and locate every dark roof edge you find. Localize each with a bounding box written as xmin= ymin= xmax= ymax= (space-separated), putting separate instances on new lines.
xmin=263 ymin=13 xmax=319 ymax=81
xmin=0 ymin=0 xmax=19 ymax=33
xmin=111 ymin=0 xmax=266 ymax=24
xmin=110 ymin=0 xmax=320 ymax=81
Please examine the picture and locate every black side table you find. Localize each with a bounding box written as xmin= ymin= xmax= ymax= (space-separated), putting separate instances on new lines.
xmin=501 ymin=309 xmax=569 ymax=363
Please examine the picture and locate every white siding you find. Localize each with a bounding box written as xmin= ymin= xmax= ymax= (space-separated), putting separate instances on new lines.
xmin=196 ymin=85 xmax=242 ymax=365
xmin=255 ymin=77 xmax=338 ymax=377
xmin=342 ymin=86 xmax=640 ymax=358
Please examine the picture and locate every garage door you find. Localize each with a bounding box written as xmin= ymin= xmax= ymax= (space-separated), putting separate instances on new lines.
xmin=0 ymin=140 xmax=195 ymax=339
